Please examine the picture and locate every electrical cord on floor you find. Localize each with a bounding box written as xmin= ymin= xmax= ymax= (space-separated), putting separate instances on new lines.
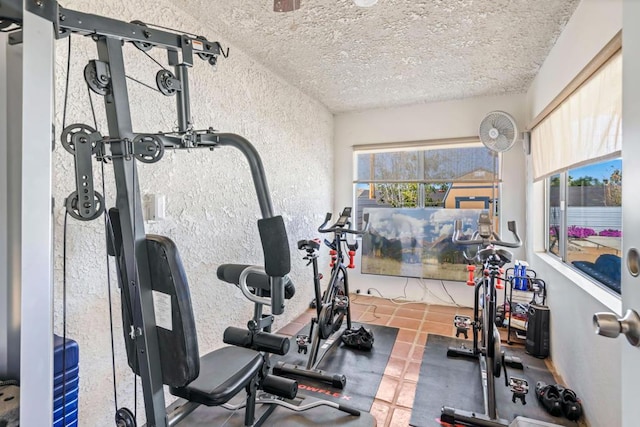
xmin=366 ymin=279 xmax=428 ymax=306
xmin=350 ymin=293 xmax=381 ymax=322
xmin=363 ymin=280 xmax=472 ymax=310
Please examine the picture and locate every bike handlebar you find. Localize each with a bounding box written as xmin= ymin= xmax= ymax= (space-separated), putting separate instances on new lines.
xmin=317 ymin=208 xmax=370 ymax=235
xmin=452 ymin=219 xmax=522 ymax=249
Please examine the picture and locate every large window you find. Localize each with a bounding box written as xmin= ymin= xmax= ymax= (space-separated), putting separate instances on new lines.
xmin=353 ymin=142 xmax=501 ymax=280
xmin=354 ymin=143 xmax=500 ymax=227
xmin=546 ymin=159 xmax=622 ymax=294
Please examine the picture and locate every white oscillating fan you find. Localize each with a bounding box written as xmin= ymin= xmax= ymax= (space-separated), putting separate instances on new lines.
xmin=478 ymin=111 xmax=518 ymax=229
xmin=478 ymin=111 xmax=518 ymax=153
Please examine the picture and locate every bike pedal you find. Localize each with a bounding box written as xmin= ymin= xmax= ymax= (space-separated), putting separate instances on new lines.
xmin=335 ymin=295 xmax=349 ymax=310
xmin=296 ymin=335 xmax=309 ymax=354
xmin=453 ymin=315 xmax=471 ymax=338
xmin=509 ymin=376 xmax=529 ymax=394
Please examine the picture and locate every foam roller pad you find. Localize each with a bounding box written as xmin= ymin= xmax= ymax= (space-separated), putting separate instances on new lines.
xmin=216 ymin=264 xmax=295 ymax=299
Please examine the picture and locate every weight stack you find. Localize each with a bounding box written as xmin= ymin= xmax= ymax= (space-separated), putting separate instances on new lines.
xmin=525 ymin=305 xmax=550 ymax=358
xmin=53 ymin=335 xmax=79 ymax=427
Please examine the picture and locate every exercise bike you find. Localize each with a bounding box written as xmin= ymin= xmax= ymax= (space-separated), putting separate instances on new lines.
xmin=274 ymin=207 xmax=370 ymax=389
xmin=441 ymin=213 xmax=525 ymax=427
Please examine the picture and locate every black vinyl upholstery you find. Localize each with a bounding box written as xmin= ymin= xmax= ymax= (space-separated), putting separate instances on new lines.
xmin=108 ymin=208 xmax=265 ymax=404
xmin=146 ymin=235 xmax=200 ymax=387
xmin=217 ymin=264 xmax=295 ymax=299
xmin=170 ymin=346 xmax=263 ymax=406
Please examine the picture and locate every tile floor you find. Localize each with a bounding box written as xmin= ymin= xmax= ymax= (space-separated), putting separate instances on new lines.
xmin=276 ymin=294 xmax=481 ymax=427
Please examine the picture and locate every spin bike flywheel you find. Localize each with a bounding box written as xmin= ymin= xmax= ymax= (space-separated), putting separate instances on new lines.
xmin=492 ymin=325 xmax=502 ymax=376
xmin=317 ymin=279 xmax=347 ymax=340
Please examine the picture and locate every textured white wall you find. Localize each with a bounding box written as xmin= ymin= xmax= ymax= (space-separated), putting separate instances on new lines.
xmin=524 ymin=1 xmax=623 ymax=426
xmin=333 ymin=93 xmax=527 ymax=306
xmin=51 ymin=1 xmax=332 ymax=425
xmin=525 ymin=0 xmax=622 ymax=122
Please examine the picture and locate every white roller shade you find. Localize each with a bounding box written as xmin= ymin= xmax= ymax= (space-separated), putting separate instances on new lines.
xmin=532 ymin=51 xmax=622 ymax=181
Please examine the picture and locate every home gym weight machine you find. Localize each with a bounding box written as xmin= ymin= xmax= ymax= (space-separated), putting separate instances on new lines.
xmin=441 ymin=213 xmax=526 ymax=427
xmin=0 ymin=1 xmax=375 ymax=426
xmin=273 ymin=207 xmax=370 ymax=389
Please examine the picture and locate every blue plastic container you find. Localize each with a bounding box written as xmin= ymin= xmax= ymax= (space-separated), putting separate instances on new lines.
xmin=54 ymin=335 xmax=79 ymax=375
xmin=53 ymin=335 xmax=79 ymax=427
xmin=53 ymin=408 xmax=78 ymax=427
xmin=53 ymin=397 xmax=78 ymax=421
xmin=54 ymin=386 xmax=79 ymax=410
xmin=54 ymin=365 xmax=79 ymax=388
xmin=53 ymin=376 xmax=79 ymax=399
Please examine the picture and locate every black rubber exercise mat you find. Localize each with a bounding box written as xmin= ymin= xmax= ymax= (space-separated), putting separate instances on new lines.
xmin=410 ymin=334 xmax=577 ymax=426
xmin=271 ymin=323 xmax=398 ymax=412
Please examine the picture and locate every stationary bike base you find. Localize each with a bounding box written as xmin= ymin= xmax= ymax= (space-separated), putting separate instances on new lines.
xmin=441 ymin=406 xmax=509 ymax=427
xmin=273 ymin=360 xmax=347 ymax=389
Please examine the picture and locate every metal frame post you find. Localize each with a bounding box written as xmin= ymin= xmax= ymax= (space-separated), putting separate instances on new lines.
xmin=1 ymin=26 xmax=23 ymax=383
xmin=95 ymin=35 xmax=168 ymax=427
xmin=0 ymin=30 xmax=10 ymax=380
xmin=18 ymin=5 xmax=55 ymax=426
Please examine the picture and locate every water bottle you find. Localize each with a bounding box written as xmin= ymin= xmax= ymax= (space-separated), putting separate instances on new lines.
xmin=514 ymin=261 xmax=528 ymax=290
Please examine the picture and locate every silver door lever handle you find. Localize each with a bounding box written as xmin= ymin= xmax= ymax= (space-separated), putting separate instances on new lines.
xmin=593 ymin=309 xmax=640 ymax=347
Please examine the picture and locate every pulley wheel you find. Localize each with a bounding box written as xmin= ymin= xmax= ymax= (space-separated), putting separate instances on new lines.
xmin=156 ymin=69 xmax=178 ymax=96
xmin=65 ymin=190 xmax=105 ymax=222
xmin=60 ymin=123 xmax=97 ymax=154
xmin=115 ymin=407 xmax=136 ymax=427
xmin=133 ymin=134 xmax=165 ymax=163
xmin=130 ymin=21 xmax=153 ymax=52
xmin=84 ymin=61 xmax=109 ymax=96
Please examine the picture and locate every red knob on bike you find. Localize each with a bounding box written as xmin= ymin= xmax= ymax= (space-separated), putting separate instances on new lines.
xmin=496 ymin=268 xmax=505 ymax=289
xmin=348 ymin=250 xmax=356 ymax=269
xmin=466 ymin=265 xmax=476 ymax=286
xmin=329 ymin=250 xmax=337 ymax=268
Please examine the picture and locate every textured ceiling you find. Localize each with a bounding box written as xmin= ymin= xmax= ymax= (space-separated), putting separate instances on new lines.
xmin=176 ymin=0 xmax=580 ymax=112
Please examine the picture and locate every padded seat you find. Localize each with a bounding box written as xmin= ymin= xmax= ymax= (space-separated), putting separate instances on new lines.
xmin=170 ymin=346 xmax=263 ymax=406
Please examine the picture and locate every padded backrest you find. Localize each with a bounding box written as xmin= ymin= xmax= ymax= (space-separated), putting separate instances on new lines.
xmin=108 ymin=209 xmax=199 ymax=388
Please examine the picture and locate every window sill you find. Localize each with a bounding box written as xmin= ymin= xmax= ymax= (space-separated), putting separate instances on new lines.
xmin=534 ymin=252 xmax=622 ymax=314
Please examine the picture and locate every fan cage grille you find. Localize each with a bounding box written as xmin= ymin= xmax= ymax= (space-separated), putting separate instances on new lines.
xmin=479 ymin=111 xmax=518 ymax=152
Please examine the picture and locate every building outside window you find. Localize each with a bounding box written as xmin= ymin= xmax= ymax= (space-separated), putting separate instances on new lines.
xmin=353 ymin=143 xmax=500 ymax=228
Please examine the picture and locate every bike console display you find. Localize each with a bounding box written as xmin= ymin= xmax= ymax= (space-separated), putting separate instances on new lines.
xmin=477 ymin=212 xmax=492 ymax=239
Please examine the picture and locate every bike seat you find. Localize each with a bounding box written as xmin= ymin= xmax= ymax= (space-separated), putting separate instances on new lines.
xmin=297 ymin=239 xmax=320 ymax=251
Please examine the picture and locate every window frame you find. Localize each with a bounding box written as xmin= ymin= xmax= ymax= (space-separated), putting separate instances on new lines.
xmin=352 ymin=139 xmax=502 ymax=220
xmin=544 ymin=160 xmax=622 ymax=295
